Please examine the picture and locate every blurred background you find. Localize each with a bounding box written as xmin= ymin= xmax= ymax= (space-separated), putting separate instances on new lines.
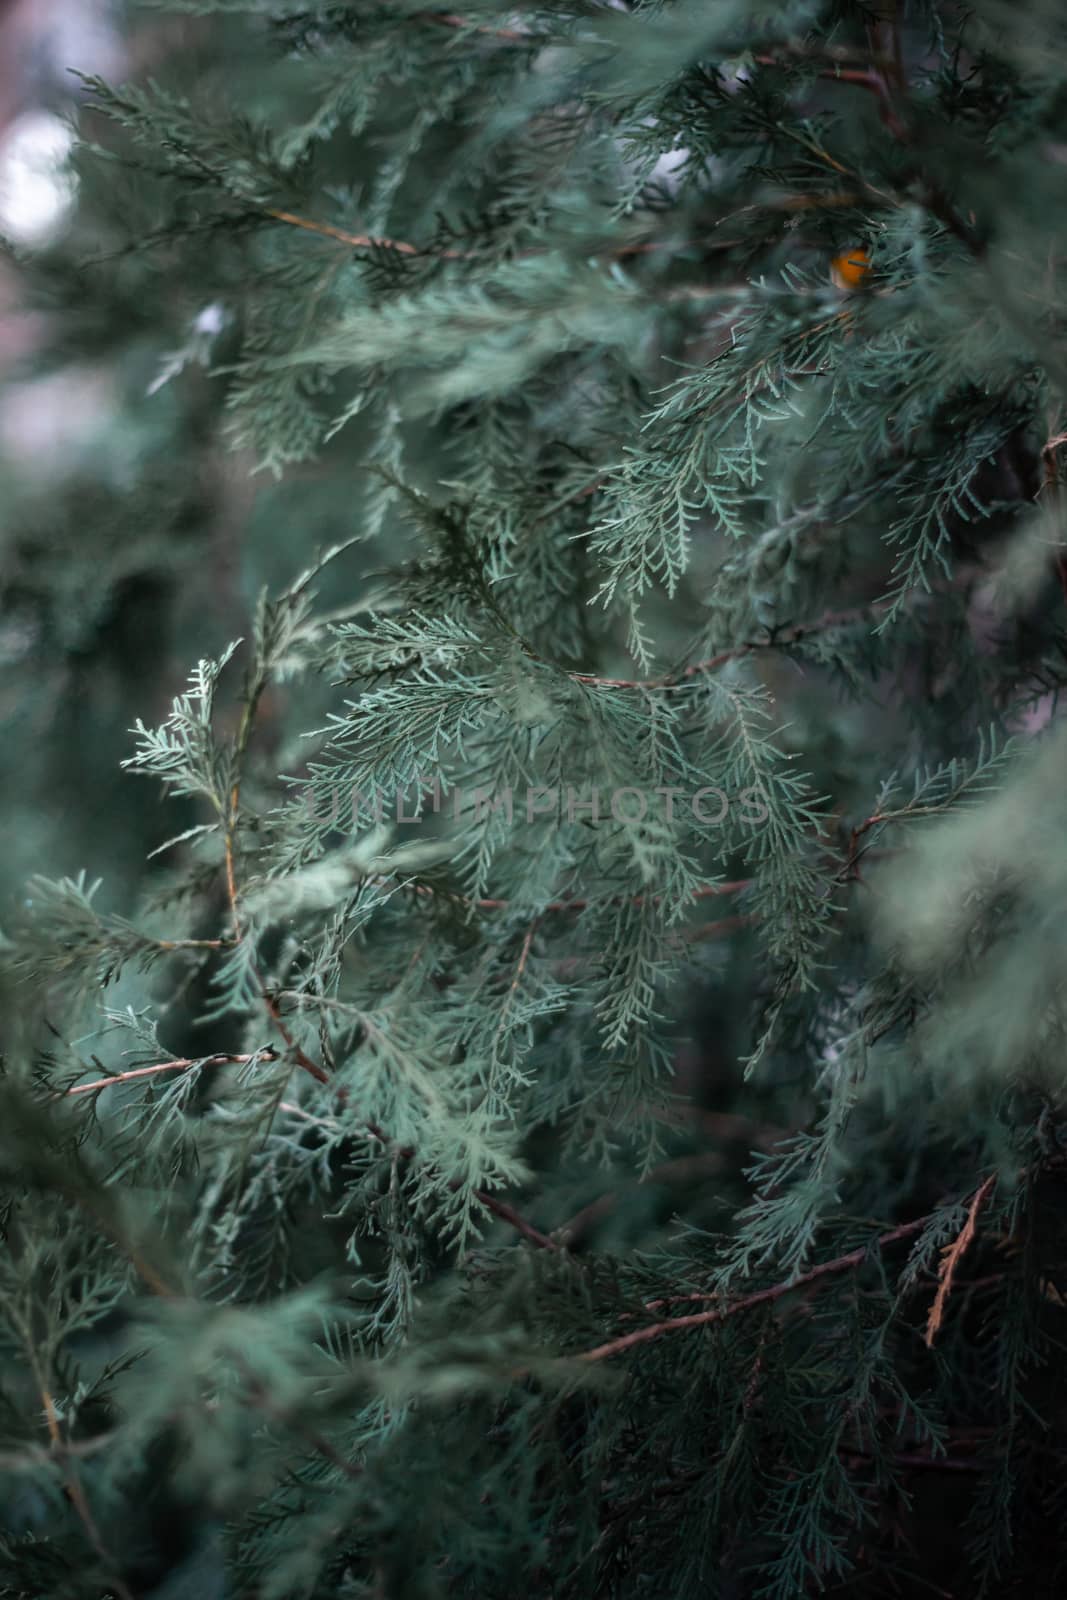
xmin=2 ymin=0 xmax=207 ymax=903
xmin=0 ymin=1 xmax=393 ymax=1082
xmin=0 ymin=1 xmax=371 ymax=916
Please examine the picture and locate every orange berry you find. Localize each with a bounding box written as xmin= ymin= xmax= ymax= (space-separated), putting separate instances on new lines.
xmin=830 ymin=245 xmax=870 ymax=290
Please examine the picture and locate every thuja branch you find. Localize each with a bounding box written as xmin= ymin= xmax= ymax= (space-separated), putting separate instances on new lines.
xmin=59 ymin=1051 xmax=280 ymax=1098
xmin=261 ymin=205 xmax=852 ymax=275
xmin=197 ymin=640 xmax=559 ymax=1247
xmin=570 ymin=603 xmax=889 ymax=692
xmin=225 ymin=648 xmax=272 ymax=941
xmin=10 ymin=1282 xmax=137 ymax=1598
xmin=263 ymin=208 xmax=430 ymax=259
xmin=571 ymin=1214 xmax=935 ymax=1364
xmin=61 ymin=1046 xmax=554 ymax=1250
xmin=751 ymin=47 xmax=908 ymax=139
xmin=439 ymin=878 xmax=753 ymax=914
xmin=276 ymin=1094 xmax=556 ymax=1249
xmin=260 ymin=204 xmax=744 ymax=269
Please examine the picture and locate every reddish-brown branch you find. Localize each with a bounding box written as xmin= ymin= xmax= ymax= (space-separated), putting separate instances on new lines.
xmin=925 ymin=1174 xmax=997 ymax=1347
xmin=639 ymin=1263 xmax=1007 ymax=1318
xmin=63 ymin=1046 xmax=553 ymax=1251
xmin=314 ymin=1096 xmax=560 ymax=1251
xmin=573 ymin=1215 xmax=930 ymax=1363
xmin=223 ymin=827 xmax=242 ymax=939
xmin=263 ymin=203 xmax=647 ymax=265
xmin=547 ymin=913 xmax=757 ymax=983
xmin=752 ymin=52 xmax=908 ymax=140
xmin=477 ymin=1192 xmax=557 ymax=1250
xmin=60 ymin=1051 xmax=279 ymax=1098
xmin=264 ymin=206 xmax=432 ymax=258
xmin=262 ymin=993 xmax=332 ymax=1085
xmin=220 ymin=716 xmax=333 ymax=1090
xmin=209 ymin=657 xmax=560 ymax=1251
xmin=846 ymin=810 xmax=885 ymax=881
xmin=263 ymin=203 xmax=846 ymax=274
xmin=491 ymin=917 xmax=539 ymax=1055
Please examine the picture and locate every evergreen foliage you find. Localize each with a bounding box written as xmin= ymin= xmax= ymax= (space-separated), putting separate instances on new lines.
xmin=5 ymin=1 xmax=1067 ymax=1594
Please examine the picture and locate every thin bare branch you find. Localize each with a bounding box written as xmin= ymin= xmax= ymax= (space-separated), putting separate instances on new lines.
xmin=572 ymin=1216 xmax=930 ymax=1363
xmin=59 ymin=1051 xmax=279 ymax=1098
xmin=925 ymin=1174 xmax=998 ymax=1347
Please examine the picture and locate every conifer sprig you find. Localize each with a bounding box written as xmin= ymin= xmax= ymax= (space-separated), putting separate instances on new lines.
xmin=5 ymin=0 xmax=1067 ymax=1593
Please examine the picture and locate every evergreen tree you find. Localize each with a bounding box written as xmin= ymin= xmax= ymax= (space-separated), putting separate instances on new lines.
xmin=5 ymin=1 xmax=1067 ymax=1594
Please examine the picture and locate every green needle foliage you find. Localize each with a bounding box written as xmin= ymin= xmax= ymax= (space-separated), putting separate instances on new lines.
xmin=6 ymin=0 xmax=1067 ymax=1594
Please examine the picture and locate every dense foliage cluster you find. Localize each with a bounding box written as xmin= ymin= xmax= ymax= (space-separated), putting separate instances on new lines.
xmin=5 ymin=1 xmax=1067 ymax=1595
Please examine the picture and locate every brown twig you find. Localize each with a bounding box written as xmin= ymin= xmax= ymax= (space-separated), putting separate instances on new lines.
xmin=367 ymin=1122 xmax=560 ymax=1249
xmin=262 ymin=204 xmax=704 ymax=268
xmin=924 ymin=1174 xmax=997 ymax=1347
xmin=492 ymin=918 xmax=539 ymax=1049
xmin=262 ymin=202 xmax=844 ymax=275
xmin=261 ymin=994 xmax=332 ymax=1086
xmin=477 ymin=1192 xmax=557 ymax=1250
xmin=756 ymin=41 xmax=901 ymax=71
xmin=546 ymin=912 xmax=757 ymax=983
xmin=264 ymin=206 xmax=433 ymax=258
xmin=752 ymin=53 xmax=907 ymax=138
xmin=846 ymin=811 xmax=886 ymax=881
xmin=224 ymin=827 xmax=242 ymax=939
xmin=222 ymin=669 xmax=335 ymax=1090
xmin=572 ymin=1216 xmax=929 ymax=1363
xmin=60 ymin=1051 xmax=279 ymax=1098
